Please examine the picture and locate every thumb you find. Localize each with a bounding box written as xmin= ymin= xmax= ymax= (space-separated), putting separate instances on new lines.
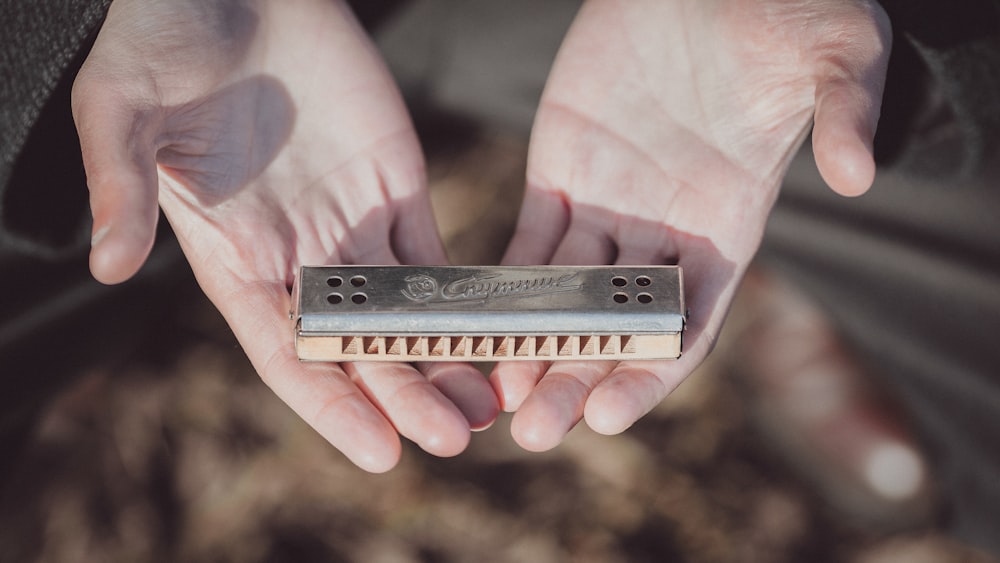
xmin=72 ymin=81 xmax=160 ymax=285
xmin=811 ymin=76 xmax=883 ymax=197
xmin=811 ymin=4 xmax=892 ymax=199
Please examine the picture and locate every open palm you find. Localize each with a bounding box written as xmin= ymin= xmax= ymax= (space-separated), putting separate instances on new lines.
xmin=73 ymin=0 xmax=498 ymax=471
xmin=494 ymin=0 xmax=891 ymax=450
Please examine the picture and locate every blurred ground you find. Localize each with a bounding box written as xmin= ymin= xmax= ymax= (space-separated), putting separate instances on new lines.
xmin=0 ymin=129 xmax=996 ymax=563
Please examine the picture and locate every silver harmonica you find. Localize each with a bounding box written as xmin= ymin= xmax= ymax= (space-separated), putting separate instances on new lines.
xmin=293 ymin=265 xmax=685 ymax=362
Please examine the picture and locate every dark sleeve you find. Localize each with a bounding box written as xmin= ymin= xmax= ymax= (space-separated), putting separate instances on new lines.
xmin=875 ymin=0 xmax=1000 ymax=176
xmin=0 ymin=0 xmax=112 ymax=258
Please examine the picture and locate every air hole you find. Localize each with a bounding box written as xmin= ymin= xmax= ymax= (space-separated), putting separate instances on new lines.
xmin=637 ymin=293 xmax=653 ymax=304
xmin=327 ymin=293 xmax=343 ymax=305
xmin=535 ymin=336 xmax=553 ymax=356
xmin=557 ymin=336 xmax=574 ymax=356
xmin=327 ymin=276 xmax=343 ymax=288
xmin=613 ymin=293 xmax=629 ymax=304
xmin=611 ymin=276 xmax=628 ymax=287
xmin=493 ymin=336 xmax=510 ymax=356
xmin=622 ymin=335 xmax=637 ymax=353
xmin=350 ymin=275 xmax=367 ymax=287
xmin=636 ymin=276 xmax=652 ymax=287
xmin=351 ymin=293 xmax=368 ymax=304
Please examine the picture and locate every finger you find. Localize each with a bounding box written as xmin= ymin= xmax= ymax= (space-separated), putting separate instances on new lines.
xmin=488 ymin=360 xmax=551 ymax=412
xmin=614 ymin=246 xmax=663 ymax=268
xmin=585 ymin=239 xmax=743 ymax=434
xmin=418 ymin=362 xmax=500 ymax=431
xmin=613 ymin=222 xmax=677 ymax=266
xmin=72 ymin=85 xmax=160 ymax=284
xmin=583 ymin=360 xmax=686 ymax=435
xmin=812 ymin=76 xmax=884 ymax=197
xmin=344 ymin=361 xmax=471 ymax=457
xmin=509 ymin=360 xmax=617 ymax=451
xmin=496 ymin=195 xmax=612 ymax=415
xmin=343 ymin=232 xmax=400 ymax=266
xmin=498 ymin=186 xmax=600 ymax=412
xmin=583 ymin=276 xmax=724 ymax=436
xmin=343 ymin=243 xmax=495 ymax=433
xmin=549 ymin=225 xmax=616 ymax=265
xmin=588 ymin=234 xmax=688 ymax=432
xmin=501 ymin=187 xmax=570 ymax=266
xmin=497 ymin=196 xmax=615 ymax=415
xmin=549 ymin=203 xmax=617 ymax=265
xmin=213 ymin=279 xmax=403 ymax=472
xmin=392 ymin=192 xmax=449 ymax=266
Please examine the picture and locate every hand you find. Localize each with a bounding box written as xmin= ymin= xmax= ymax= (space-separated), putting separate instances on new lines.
xmin=72 ymin=0 xmax=498 ymax=471
xmin=493 ymin=0 xmax=891 ymax=450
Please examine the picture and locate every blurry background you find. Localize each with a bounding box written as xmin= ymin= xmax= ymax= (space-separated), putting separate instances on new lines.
xmin=1 ymin=1 xmax=997 ymax=561
xmin=0 ymin=133 xmax=993 ymax=563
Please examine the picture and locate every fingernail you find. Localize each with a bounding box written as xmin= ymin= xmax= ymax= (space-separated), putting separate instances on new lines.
xmin=91 ymin=224 xmax=110 ymax=247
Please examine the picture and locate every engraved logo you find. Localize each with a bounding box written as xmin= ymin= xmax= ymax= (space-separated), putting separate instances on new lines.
xmin=401 ymin=274 xmax=439 ymax=301
xmin=401 ymin=271 xmax=583 ymax=302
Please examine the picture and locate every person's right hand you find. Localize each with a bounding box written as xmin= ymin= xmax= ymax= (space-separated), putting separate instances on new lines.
xmin=73 ymin=0 xmax=498 ymax=472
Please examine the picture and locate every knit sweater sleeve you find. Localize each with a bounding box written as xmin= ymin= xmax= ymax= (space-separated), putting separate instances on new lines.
xmin=0 ymin=0 xmax=112 ymax=256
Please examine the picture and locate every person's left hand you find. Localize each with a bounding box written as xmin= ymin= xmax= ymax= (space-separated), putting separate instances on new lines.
xmin=73 ymin=0 xmax=498 ymax=471
xmin=493 ymin=0 xmax=891 ymax=450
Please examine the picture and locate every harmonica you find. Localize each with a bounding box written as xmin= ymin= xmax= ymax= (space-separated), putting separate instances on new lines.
xmin=293 ymin=265 xmax=685 ymax=362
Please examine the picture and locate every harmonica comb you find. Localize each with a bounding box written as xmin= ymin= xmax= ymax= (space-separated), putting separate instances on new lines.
xmin=293 ymin=265 xmax=685 ymax=362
